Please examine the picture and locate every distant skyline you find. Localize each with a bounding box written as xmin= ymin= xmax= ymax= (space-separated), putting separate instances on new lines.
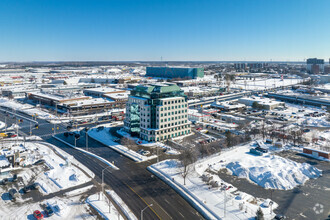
xmin=0 ymin=0 xmax=329 ymax=62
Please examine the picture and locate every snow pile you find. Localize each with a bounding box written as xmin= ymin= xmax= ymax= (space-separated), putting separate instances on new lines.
xmin=203 ymin=143 xmax=322 ymax=190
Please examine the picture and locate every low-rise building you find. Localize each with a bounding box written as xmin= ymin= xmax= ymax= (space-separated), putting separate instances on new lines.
xmin=238 ymin=97 xmax=285 ymax=110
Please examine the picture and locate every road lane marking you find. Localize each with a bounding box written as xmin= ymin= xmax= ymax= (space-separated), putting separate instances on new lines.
xmin=124 ymin=182 xmax=161 ymax=220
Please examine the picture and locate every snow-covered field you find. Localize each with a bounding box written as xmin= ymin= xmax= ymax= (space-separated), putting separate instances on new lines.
xmin=231 ymin=78 xmax=302 ymax=91
xmin=198 ymin=143 xmax=322 ymax=190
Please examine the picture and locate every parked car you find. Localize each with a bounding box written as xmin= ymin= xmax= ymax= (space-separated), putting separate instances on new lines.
xmin=9 ymin=188 xmax=17 ymax=201
xmin=12 ymin=174 xmax=18 ymax=182
xmin=44 ymin=206 xmax=54 ymax=217
xmin=22 ymin=186 xmax=32 ymax=194
xmin=0 ymin=178 xmax=8 ymax=185
xmin=33 ymin=159 xmax=46 ymax=165
xmin=274 ymin=214 xmax=285 ymax=219
xmin=255 ymin=147 xmax=268 ymax=153
xmin=33 ymin=210 xmax=44 ymax=220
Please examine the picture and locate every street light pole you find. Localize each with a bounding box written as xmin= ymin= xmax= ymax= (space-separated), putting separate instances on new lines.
xmin=141 ymin=204 xmax=153 ymax=220
xmin=100 ymin=166 xmax=112 ymax=200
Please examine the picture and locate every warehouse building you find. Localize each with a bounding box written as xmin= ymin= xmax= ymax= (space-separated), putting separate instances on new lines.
xmin=124 ymin=83 xmax=191 ymax=142
xmin=146 ymin=67 xmax=204 ymax=79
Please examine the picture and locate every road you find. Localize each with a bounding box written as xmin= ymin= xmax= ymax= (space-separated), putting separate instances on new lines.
xmin=0 ymin=108 xmax=203 ymax=220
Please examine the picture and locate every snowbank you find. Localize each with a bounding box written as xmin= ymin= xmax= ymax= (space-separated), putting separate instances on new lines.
xmin=202 ymin=143 xmax=322 ymax=190
xmin=107 ymin=190 xmax=137 ymax=220
xmin=86 ymin=193 xmax=124 ymax=220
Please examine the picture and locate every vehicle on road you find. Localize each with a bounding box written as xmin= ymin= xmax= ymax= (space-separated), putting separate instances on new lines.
xmin=33 ymin=210 xmax=44 ymax=219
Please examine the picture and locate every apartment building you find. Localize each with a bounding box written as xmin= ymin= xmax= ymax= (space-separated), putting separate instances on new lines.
xmin=124 ymin=83 xmax=191 ymax=142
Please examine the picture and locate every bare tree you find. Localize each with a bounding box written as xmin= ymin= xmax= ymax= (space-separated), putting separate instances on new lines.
xmin=178 ymin=148 xmax=197 ymax=185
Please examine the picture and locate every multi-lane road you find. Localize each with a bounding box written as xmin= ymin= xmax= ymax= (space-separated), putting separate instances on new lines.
xmin=0 ymin=108 xmax=203 ymax=220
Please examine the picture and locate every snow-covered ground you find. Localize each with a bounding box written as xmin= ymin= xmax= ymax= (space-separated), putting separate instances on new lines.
xmin=88 ymin=126 xmax=157 ymax=162
xmin=0 ymin=121 xmax=5 ymax=130
xmin=86 ymin=193 xmax=124 ymax=220
xmin=1 ymin=141 xmax=93 ymax=195
xmin=198 ymin=142 xmax=322 ymax=190
xmin=149 ymin=159 xmax=278 ymax=220
xmin=0 ymin=195 xmax=97 ymax=220
xmin=231 ymin=78 xmax=302 ymax=91
xmin=0 ymin=140 xmax=100 ymax=220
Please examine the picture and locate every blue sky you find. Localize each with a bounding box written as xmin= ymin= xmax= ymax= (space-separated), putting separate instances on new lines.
xmin=0 ymin=0 xmax=329 ymax=62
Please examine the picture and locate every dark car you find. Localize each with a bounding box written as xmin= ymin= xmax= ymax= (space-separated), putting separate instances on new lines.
xmin=255 ymin=147 xmax=268 ymax=153
xmin=22 ymin=186 xmax=31 ymax=194
xmin=33 ymin=159 xmax=46 ymax=165
xmin=67 ymin=125 xmax=73 ymax=130
xmin=274 ymin=214 xmax=285 ymax=220
xmin=0 ymin=178 xmax=8 ymax=185
xmin=9 ymin=188 xmax=17 ymax=201
xmin=44 ymin=206 xmax=54 ymax=217
xmin=12 ymin=174 xmax=18 ymax=182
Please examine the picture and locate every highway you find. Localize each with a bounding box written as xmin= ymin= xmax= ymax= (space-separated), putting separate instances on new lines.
xmin=0 ymin=108 xmax=203 ymax=220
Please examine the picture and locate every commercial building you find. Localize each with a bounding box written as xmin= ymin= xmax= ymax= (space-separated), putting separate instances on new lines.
xmin=307 ymin=58 xmax=324 ymax=74
xmin=27 ymin=92 xmax=115 ymax=116
xmin=83 ymin=87 xmax=126 ymax=98
xmin=146 ymin=67 xmax=204 ymax=79
xmin=238 ymin=97 xmax=285 ymax=110
xmin=124 ymin=83 xmax=191 ymax=142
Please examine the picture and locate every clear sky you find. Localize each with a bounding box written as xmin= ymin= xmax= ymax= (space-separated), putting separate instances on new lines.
xmin=0 ymin=0 xmax=329 ymax=62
